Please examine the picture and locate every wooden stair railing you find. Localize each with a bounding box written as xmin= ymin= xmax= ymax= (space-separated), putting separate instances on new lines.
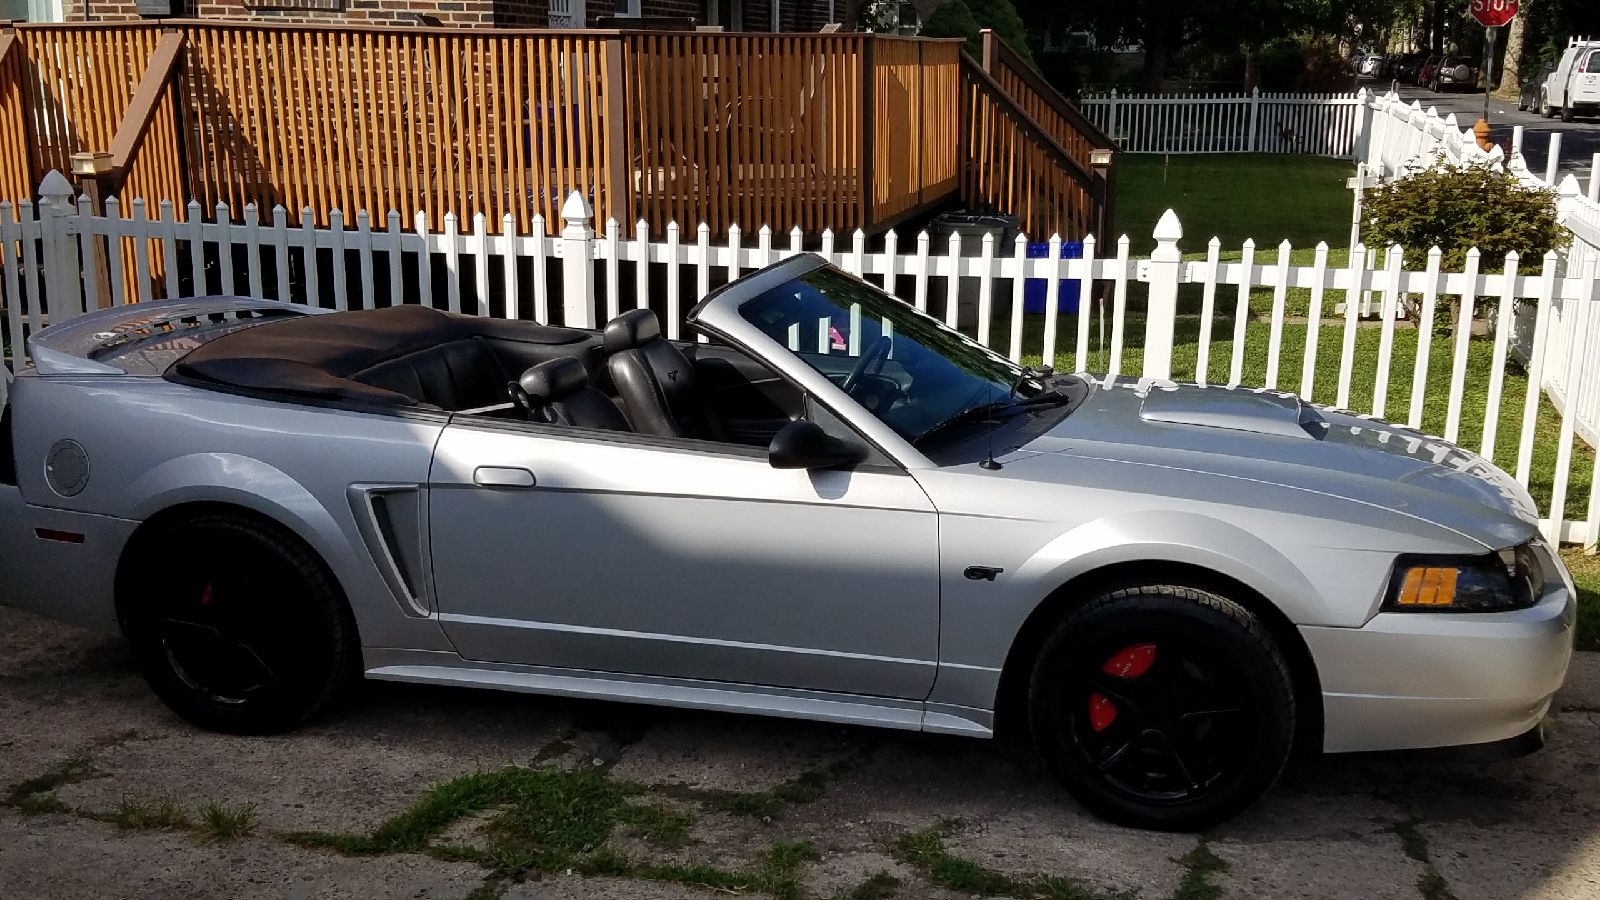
xmin=958 ymin=52 xmax=1105 ymax=243
xmin=977 ymin=30 xmax=1116 ymax=239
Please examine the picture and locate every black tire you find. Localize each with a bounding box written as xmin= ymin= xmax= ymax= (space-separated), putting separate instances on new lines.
xmin=1028 ymin=585 xmax=1295 ymax=832
xmin=1561 ymin=104 xmax=1576 ymax=123
xmin=1542 ymin=95 xmax=1555 ymax=118
xmin=119 ymin=513 xmax=357 ymax=734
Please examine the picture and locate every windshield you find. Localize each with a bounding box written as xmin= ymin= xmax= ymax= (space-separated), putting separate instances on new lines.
xmin=737 ymin=267 xmax=1048 ymax=445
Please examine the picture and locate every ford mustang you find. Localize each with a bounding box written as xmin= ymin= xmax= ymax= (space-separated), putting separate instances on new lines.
xmin=0 ymin=254 xmax=1575 ymax=830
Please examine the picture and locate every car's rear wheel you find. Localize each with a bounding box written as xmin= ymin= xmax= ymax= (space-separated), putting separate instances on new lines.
xmin=120 ymin=513 xmax=357 ymax=734
xmin=1028 ymin=585 xmax=1295 ymax=831
xmin=1561 ymin=104 xmax=1576 ymax=123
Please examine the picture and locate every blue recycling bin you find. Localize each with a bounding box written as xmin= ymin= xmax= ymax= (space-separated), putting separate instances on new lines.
xmin=1023 ymin=242 xmax=1084 ymax=314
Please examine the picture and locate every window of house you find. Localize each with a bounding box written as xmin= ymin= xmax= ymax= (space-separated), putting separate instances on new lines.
xmin=614 ymin=0 xmax=640 ymax=16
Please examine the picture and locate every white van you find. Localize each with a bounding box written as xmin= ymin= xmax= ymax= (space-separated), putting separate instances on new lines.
xmin=1541 ymin=37 xmax=1600 ymax=122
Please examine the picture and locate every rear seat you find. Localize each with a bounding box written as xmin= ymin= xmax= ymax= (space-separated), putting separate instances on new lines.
xmin=352 ymin=337 xmax=511 ymax=411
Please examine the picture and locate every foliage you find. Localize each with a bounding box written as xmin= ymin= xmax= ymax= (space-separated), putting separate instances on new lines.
xmin=919 ymin=0 xmax=1033 ymax=64
xmin=1362 ymin=163 xmax=1566 ymax=272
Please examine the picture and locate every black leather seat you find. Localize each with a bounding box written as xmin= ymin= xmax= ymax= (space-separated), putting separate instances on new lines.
xmin=602 ymin=309 xmax=728 ymax=441
xmin=352 ymin=337 xmax=511 ymax=411
xmin=516 ymin=358 xmax=630 ymax=431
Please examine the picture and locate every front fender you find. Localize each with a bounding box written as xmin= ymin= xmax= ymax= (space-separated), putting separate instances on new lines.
xmin=1012 ymin=510 xmax=1332 ymax=626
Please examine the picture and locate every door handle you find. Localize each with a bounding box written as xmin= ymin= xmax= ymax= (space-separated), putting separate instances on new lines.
xmin=473 ymin=466 xmax=537 ymax=488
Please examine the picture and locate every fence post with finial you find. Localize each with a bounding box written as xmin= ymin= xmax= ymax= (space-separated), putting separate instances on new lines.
xmin=560 ymin=191 xmax=596 ymax=329
xmin=1143 ymin=210 xmax=1183 ymax=381
xmin=37 ymin=170 xmax=84 ymax=321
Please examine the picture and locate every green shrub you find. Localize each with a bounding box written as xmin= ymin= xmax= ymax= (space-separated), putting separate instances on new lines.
xmin=919 ymin=0 xmax=1032 ymax=64
xmin=1362 ymin=162 xmax=1567 ymax=273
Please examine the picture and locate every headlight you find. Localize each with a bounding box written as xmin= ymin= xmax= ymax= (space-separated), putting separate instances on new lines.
xmin=1382 ymin=542 xmax=1543 ymax=613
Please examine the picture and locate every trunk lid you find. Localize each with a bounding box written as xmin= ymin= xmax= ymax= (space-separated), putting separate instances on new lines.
xmin=27 ymin=297 xmax=313 ymax=375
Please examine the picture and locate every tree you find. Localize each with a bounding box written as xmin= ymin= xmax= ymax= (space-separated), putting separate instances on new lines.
xmin=1495 ymin=4 xmax=1529 ymax=98
xmin=919 ymin=0 xmax=1033 ymax=63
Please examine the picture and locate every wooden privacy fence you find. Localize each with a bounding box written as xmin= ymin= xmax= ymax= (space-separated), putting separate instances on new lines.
xmin=0 ymin=21 xmax=1119 ymax=246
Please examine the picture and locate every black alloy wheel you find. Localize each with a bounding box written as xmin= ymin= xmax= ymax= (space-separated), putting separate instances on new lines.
xmin=121 ymin=514 xmax=357 ymax=734
xmin=1029 ymin=585 xmax=1295 ymax=831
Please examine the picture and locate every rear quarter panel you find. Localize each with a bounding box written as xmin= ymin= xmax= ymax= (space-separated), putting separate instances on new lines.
xmin=5 ymin=374 xmax=451 ymax=651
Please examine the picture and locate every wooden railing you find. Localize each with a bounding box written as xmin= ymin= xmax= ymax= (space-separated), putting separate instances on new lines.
xmin=958 ymin=55 xmax=1103 ymax=242
xmin=622 ymin=31 xmax=871 ymax=236
xmin=867 ymin=37 xmax=959 ymax=228
xmin=0 ymin=23 xmax=1109 ymax=247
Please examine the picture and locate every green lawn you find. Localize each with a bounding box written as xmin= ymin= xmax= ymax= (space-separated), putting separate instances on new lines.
xmin=1002 ymin=153 xmax=1600 ymax=646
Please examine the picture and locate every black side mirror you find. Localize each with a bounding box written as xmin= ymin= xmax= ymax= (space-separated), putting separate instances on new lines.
xmin=768 ymin=420 xmax=867 ymax=471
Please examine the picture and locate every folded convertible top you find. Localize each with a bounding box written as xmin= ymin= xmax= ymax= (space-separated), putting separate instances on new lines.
xmin=173 ymin=304 xmax=589 ymax=406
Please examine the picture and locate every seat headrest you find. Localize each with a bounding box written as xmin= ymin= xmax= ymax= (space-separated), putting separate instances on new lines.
xmin=603 ymin=308 xmax=662 ymax=353
xmin=518 ymin=357 xmax=590 ymax=402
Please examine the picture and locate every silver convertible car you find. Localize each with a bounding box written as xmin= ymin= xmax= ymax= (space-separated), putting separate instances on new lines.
xmin=0 ymin=255 xmax=1576 ymax=830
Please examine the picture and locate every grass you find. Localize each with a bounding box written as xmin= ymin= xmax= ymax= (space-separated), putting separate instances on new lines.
xmin=106 ymin=796 xmax=188 ymax=831
xmin=1170 ymin=843 xmax=1229 ymax=900
xmin=4 ymin=755 xmax=97 ymax=815
xmin=199 ymin=801 xmax=258 ymax=842
xmin=286 ymin=760 xmax=844 ymax=898
xmin=834 ymin=872 xmax=901 ymax=900
xmin=890 ymin=820 xmax=1116 ymax=900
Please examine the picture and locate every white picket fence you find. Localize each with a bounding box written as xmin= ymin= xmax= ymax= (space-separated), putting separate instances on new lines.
xmin=1079 ymin=87 xmax=1366 ymax=156
xmin=6 ymin=171 xmax=1600 ymax=545
xmin=1357 ymin=90 xmax=1600 ymax=454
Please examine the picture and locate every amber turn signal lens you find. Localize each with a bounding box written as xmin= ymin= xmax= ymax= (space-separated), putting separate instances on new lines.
xmin=1395 ymin=566 xmax=1459 ymax=607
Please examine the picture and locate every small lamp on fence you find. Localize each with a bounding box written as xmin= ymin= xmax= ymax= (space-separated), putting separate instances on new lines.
xmin=69 ymin=152 xmax=113 ymax=179
xmin=1090 ymin=148 xmax=1115 ymax=169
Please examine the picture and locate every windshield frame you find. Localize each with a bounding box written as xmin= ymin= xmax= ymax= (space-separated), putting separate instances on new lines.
xmin=686 ymin=254 xmax=1060 ymax=470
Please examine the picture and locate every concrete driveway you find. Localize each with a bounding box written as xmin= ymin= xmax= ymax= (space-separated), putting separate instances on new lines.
xmin=1373 ymin=80 xmax=1600 ymax=188
xmin=1 ymin=604 xmax=1597 ymax=900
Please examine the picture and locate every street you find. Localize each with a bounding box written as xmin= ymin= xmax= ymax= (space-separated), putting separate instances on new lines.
xmin=1373 ymin=78 xmax=1600 ymax=188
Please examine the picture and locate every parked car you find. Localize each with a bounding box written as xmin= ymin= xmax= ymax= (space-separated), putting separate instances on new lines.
xmin=1417 ymin=54 xmax=1443 ymax=86
xmin=0 ymin=256 xmax=1575 ymax=832
xmin=1394 ymin=53 xmax=1427 ymax=83
xmin=1520 ymin=63 xmax=1558 ymax=112
xmin=1542 ymin=38 xmax=1600 ymax=122
xmin=1359 ymin=54 xmax=1381 ymax=76
xmin=1429 ymin=56 xmax=1480 ymax=92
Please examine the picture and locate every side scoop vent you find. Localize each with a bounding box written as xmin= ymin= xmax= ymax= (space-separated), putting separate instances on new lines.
xmin=349 ymin=484 xmax=431 ymax=617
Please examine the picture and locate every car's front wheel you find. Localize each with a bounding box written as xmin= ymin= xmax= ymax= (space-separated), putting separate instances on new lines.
xmin=120 ymin=513 xmax=358 ymax=734
xmin=1028 ymin=585 xmax=1295 ymax=831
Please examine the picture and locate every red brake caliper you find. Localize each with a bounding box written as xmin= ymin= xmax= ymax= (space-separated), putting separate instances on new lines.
xmin=1087 ymin=643 xmax=1157 ymax=732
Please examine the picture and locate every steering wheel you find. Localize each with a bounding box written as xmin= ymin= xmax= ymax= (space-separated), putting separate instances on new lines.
xmin=841 ymin=335 xmax=892 ymax=395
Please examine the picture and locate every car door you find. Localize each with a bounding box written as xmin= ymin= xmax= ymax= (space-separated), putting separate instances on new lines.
xmin=426 ymin=419 xmax=941 ymax=700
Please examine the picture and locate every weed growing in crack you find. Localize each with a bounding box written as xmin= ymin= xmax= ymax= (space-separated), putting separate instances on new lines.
xmin=5 ymin=755 xmax=98 ymax=815
xmin=891 ymin=820 xmax=1121 ymax=900
xmin=199 ymin=801 xmax=257 ymax=842
xmin=106 ymin=796 xmax=188 ymax=831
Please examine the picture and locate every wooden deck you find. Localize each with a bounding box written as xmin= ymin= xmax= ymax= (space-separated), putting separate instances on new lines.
xmin=0 ymin=21 xmax=1107 ymax=242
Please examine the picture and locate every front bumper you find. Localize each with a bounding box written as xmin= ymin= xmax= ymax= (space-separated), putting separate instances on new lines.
xmin=1300 ymin=578 xmax=1575 ymax=754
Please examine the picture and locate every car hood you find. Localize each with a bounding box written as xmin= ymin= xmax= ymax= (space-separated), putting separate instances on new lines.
xmin=1007 ymin=377 xmax=1537 ymax=549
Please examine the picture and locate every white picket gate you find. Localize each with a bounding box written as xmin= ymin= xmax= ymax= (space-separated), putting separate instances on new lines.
xmin=1080 ymin=88 xmax=1366 ymax=157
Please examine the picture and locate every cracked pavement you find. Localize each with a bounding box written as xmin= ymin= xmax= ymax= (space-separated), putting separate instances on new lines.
xmin=0 ymin=604 xmax=1596 ymax=900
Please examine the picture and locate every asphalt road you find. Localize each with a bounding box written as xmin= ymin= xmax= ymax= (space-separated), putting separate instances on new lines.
xmin=1372 ymin=78 xmax=1600 ymax=189
xmin=1 ymin=603 xmax=1599 ymax=899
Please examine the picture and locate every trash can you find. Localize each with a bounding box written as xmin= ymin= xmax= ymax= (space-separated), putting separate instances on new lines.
xmin=1023 ymin=242 xmax=1084 ymax=314
xmin=928 ymin=212 xmax=1020 ymax=328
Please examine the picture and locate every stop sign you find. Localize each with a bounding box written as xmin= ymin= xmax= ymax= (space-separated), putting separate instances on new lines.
xmin=1470 ymin=0 xmax=1518 ymax=28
